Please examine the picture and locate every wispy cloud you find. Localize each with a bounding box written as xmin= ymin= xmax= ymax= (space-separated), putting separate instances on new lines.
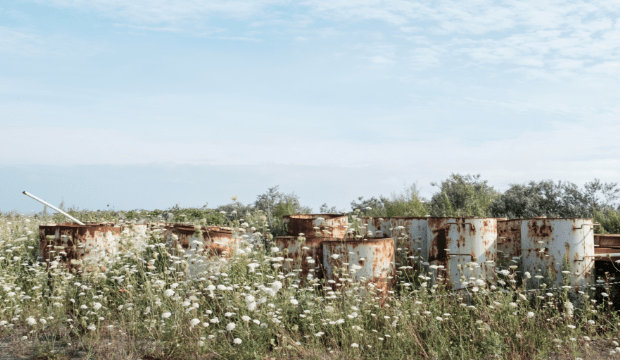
xmin=36 ymin=0 xmax=288 ymax=23
xmin=0 ymin=26 xmax=94 ymax=56
xmin=30 ymin=1 xmax=620 ymax=79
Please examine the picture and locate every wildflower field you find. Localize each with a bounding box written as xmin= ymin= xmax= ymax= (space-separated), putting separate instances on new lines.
xmin=1 ymin=211 xmax=620 ymax=360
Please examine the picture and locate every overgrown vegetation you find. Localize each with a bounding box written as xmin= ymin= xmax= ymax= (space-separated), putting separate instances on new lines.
xmin=350 ymin=184 xmax=427 ymax=218
xmin=3 ymin=175 xmax=620 ymax=359
xmin=1 ymin=213 xmax=620 ymax=359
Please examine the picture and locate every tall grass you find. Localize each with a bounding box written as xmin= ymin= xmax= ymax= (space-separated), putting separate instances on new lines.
xmin=0 ymin=212 xmax=619 ymax=359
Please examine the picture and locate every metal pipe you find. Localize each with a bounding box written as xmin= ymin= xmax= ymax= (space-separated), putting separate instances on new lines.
xmin=573 ymin=253 xmax=620 ymax=261
xmin=22 ymin=191 xmax=85 ymax=225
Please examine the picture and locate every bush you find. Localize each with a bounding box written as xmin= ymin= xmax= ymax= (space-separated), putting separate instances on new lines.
xmin=429 ymin=174 xmax=498 ymax=217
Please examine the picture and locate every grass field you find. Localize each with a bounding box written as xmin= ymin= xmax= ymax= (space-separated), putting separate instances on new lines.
xmin=1 ymin=212 xmax=620 ymax=359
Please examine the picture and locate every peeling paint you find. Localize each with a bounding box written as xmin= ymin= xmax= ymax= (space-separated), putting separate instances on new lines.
xmin=521 ymin=218 xmax=594 ymax=290
xmin=427 ymin=218 xmax=497 ymax=290
xmin=497 ymin=219 xmax=522 ymax=263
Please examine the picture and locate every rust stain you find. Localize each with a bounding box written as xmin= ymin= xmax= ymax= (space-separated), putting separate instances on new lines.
xmin=322 ymin=237 xmax=395 ymax=293
xmin=283 ymin=214 xmax=348 ymax=239
xmin=274 ymin=236 xmax=340 ymax=282
xmin=522 ymin=218 xmax=595 ymax=291
xmin=497 ymin=219 xmax=522 ymax=260
xmin=527 ymin=220 xmax=553 ymax=238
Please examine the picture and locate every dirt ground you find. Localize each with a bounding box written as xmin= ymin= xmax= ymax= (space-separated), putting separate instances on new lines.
xmin=1 ymin=332 xmax=620 ymax=360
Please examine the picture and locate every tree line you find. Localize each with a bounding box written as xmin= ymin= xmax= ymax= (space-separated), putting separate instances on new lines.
xmin=22 ymin=175 xmax=620 ymax=235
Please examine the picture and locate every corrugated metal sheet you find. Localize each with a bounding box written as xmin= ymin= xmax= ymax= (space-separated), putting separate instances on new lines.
xmin=322 ymin=238 xmax=394 ymax=292
xmin=521 ymin=218 xmax=594 ymax=290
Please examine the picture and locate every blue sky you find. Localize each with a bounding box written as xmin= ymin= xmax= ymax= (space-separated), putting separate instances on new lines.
xmin=1 ymin=0 xmax=620 ymax=213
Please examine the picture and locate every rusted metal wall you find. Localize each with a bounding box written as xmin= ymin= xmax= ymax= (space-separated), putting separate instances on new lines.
xmin=359 ymin=217 xmax=391 ymax=238
xmin=521 ymin=218 xmax=594 ymax=289
xmin=162 ymin=224 xmax=242 ymax=256
xmin=497 ymin=219 xmax=522 ymax=264
xmin=426 ymin=218 xmax=497 ymax=290
xmin=275 ymin=236 xmax=341 ymax=280
xmin=39 ymin=223 xmax=122 ymax=271
xmin=389 ymin=217 xmax=428 ymax=259
xmin=322 ymin=238 xmax=394 ymax=292
xmin=283 ymin=214 xmax=348 ymax=239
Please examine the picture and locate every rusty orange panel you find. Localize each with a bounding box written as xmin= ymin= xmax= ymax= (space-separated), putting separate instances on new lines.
xmin=595 ymin=234 xmax=620 ymax=248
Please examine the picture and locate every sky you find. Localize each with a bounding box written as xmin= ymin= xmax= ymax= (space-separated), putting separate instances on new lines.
xmin=1 ymin=0 xmax=620 ymax=213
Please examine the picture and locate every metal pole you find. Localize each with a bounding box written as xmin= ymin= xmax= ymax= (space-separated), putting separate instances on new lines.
xmin=22 ymin=191 xmax=85 ymax=225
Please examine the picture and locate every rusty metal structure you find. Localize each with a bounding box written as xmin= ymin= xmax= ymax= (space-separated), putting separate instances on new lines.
xmin=427 ymin=217 xmax=497 ymax=290
xmin=283 ymin=214 xmax=348 ymax=239
xmin=521 ymin=218 xmax=595 ymax=289
xmin=39 ymin=223 xmax=122 ymax=271
xmin=36 ymin=206 xmax=611 ymax=295
xmin=322 ymin=237 xmax=394 ymax=292
xmin=358 ymin=217 xmax=391 ymax=238
xmin=162 ymin=224 xmax=242 ymax=256
xmin=593 ymin=234 xmax=620 ymax=270
xmin=497 ymin=219 xmax=522 ymax=265
xmin=389 ymin=217 xmax=428 ymax=260
xmin=275 ymin=236 xmax=341 ymax=280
